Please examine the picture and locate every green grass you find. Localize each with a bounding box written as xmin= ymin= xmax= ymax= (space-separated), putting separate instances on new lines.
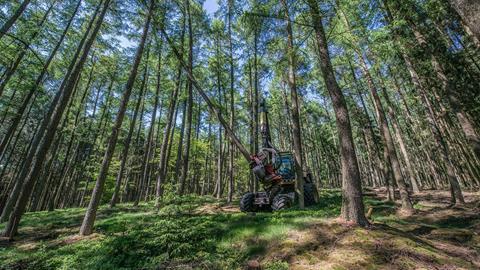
xmin=0 ymin=191 xmax=342 ymax=270
xmin=2 ymin=191 xmax=478 ymax=269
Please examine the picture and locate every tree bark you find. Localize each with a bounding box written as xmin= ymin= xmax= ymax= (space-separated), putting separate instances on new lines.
xmin=1 ymin=0 xmax=110 ymax=238
xmin=409 ymin=18 xmax=480 ymax=162
xmin=178 ymin=0 xmax=194 ymax=196
xmin=227 ymin=0 xmax=235 ymax=203
xmin=141 ymin=38 xmax=162 ymax=204
xmin=380 ymin=82 xmax=420 ymax=193
xmin=213 ymin=26 xmax=224 ymax=199
xmin=0 ymin=0 xmax=31 ymax=40
xmin=157 ymin=11 xmax=251 ymax=161
xmin=79 ymin=0 xmax=151 ymax=236
xmin=110 ymin=63 xmax=148 ymax=208
xmin=448 ymin=0 xmax=480 ymax=45
xmin=0 ymin=0 xmax=81 ymax=160
xmin=385 ymin=4 xmax=466 ymax=203
xmin=358 ymin=56 xmax=414 ymax=214
xmin=281 ymin=0 xmax=304 ymax=208
xmin=154 ymin=58 xmax=182 ymax=206
xmin=307 ymin=0 xmax=368 ymax=226
xmin=0 ymin=1 xmax=53 ymax=98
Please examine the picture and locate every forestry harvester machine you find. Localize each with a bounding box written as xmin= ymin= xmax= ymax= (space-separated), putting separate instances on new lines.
xmin=240 ymin=99 xmax=318 ymax=212
xmin=159 ymin=22 xmax=317 ymax=212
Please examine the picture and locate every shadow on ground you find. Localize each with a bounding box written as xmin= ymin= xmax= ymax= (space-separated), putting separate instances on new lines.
xmin=0 ymin=189 xmax=479 ymax=270
xmin=255 ymin=189 xmax=480 ymax=270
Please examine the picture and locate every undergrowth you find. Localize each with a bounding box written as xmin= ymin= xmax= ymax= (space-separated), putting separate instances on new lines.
xmin=0 ymin=190 xmax=342 ymax=269
xmin=3 ymin=190 xmax=475 ymax=269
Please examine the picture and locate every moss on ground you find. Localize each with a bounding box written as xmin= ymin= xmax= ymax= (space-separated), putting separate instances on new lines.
xmin=1 ymin=190 xmax=479 ymax=269
xmin=0 ymin=191 xmax=340 ymax=269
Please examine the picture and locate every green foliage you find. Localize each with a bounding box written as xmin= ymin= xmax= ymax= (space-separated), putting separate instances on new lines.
xmin=0 ymin=191 xmax=342 ymax=269
xmin=264 ymin=260 xmax=289 ymax=270
xmin=1 ymin=0 xmax=479 ymax=268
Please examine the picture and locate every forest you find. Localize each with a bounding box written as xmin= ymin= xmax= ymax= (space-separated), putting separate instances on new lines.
xmin=0 ymin=0 xmax=479 ymax=269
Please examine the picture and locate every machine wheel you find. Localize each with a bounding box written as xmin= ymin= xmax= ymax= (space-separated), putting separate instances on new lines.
xmin=271 ymin=194 xmax=292 ymax=211
xmin=303 ymin=183 xmax=316 ymax=206
xmin=240 ymin=192 xmax=256 ymax=212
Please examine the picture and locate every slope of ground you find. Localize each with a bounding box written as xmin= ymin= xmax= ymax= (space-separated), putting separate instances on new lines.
xmin=0 ymin=189 xmax=478 ymax=269
xmin=258 ymin=189 xmax=480 ymax=270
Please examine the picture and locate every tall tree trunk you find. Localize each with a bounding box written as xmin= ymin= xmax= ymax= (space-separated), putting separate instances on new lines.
xmin=227 ymin=0 xmax=235 ymax=203
xmin=378 ymin=77 xmax=421 ymax=193
xmin=0 ymin=0 xmax=31 ymax=40
xmin=165 ymin=104 xmax=179 ymax=178
xmin=110 ymin=63 xmax=148 ymax=208
xmin=158 ymin=14 xmax=251 ymax=161
xmin=253 ymin=29 xmax=260 ymax=192
xmin=1 ymin=0 xmax=110 ymax=238
xmin=358 ymin=55 xmax=414 ymax=214
xmin=154 ymin=61 xmax=182 ymax=205
xmin=134 ymin=98 xmax=147 ymax=200
xmin=141 ymin=38 xmax=163 ymax=203
xmin=337 ymin=4 xmax=412 ymax=208
xmin=0 ymin=1 xmax=54 ymax=98
xmin=79 ymin=0 xmax=152 ymax=236
xmin=0 ymin=0 xmax=81 ymax=160
xmin=174 ymin=99 xmax=187 ymax=182
xmin=448 ymin=0 xmax=480 ymax=45
xmin=409 ymin=18 xmax=480 ymax=161
xmin=154 ymin=17 xmax=185 ymax=207
xmin=0 ymin=0 xmax=82 ymax=157
xmin=381 ymin=0 xmax=465 ymax=204
xmin=247 ymin=61 xmax=255 ymax=192
xmin=215 ymin=132 xmax=224 ymax=199
xmin=213 ymin=28 xmax=223 ymax=199
xmin=178 ymin=0 xmax=194 ymax=196
xmin=190 ymin=102 xmax=202 ymax=194
xmin=281 ymin=0 xmax=304 ymax=208
xmin=307 ymin=0 xmax=368 ymax=226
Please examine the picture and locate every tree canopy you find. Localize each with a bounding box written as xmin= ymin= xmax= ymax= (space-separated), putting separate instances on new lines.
xmin=0 ymin=0 xmax=479 ymax=268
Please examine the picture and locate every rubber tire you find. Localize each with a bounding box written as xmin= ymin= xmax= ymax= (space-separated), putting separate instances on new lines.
xmin=303 ymin=183 xmax=316 ymax=206
xmin=271 ymin=195 xmax=292 ymax=211
xmin=240 ymin=192 xmax=256 ymax=212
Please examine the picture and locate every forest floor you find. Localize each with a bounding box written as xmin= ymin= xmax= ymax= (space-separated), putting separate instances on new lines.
xmin=0 ymin=189 xmax=479 ymax=270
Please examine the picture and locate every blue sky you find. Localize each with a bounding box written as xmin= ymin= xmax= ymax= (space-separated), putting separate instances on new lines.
xmin=119 ymin=0 xmax=219 ymax=48
xmin=204 ymin=0 xmax=219 ymax=16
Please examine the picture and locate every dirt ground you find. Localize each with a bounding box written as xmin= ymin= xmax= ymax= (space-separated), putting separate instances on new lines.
xmin=1 ymin=189 xmax=478 ymax=270
xmin=253 ymin=189 xmax=480 ymax=270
